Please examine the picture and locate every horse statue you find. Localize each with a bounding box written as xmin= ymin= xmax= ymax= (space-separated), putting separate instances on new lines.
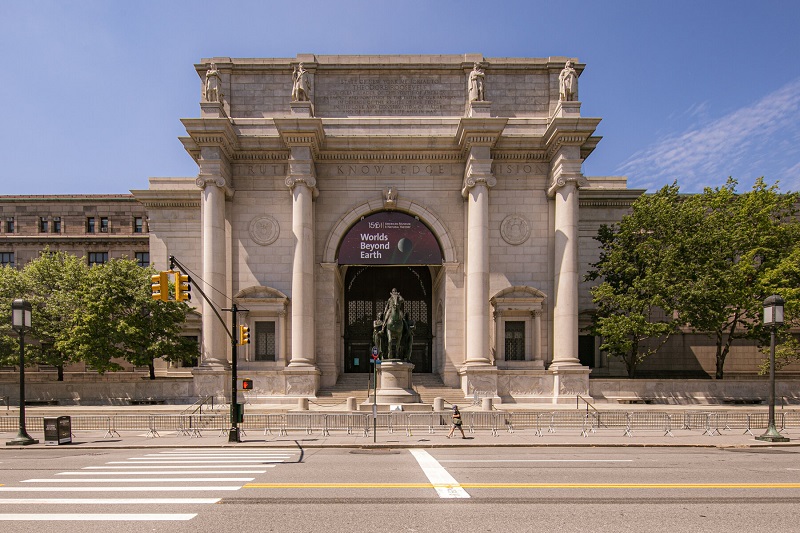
xmin=373 ymin=288 xmax=414 ymax=361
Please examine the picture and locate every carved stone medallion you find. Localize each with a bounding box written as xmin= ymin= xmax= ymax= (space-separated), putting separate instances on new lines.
xmin=249 ymin=215 xmax=280 ymax=246
xmin=500 ymin=214 xmax=530 ymax=245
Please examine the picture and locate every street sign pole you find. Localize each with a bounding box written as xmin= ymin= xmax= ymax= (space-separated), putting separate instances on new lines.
xmin=372 ymin=346 xmax=378 ymax=443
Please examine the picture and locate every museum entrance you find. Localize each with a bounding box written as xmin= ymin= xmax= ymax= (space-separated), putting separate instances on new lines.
xmin=343 ymin=266 xmax=432 ymax=373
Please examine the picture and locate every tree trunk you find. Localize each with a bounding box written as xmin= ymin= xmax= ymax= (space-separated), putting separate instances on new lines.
xmin=149 ymin=362 xmax=156 ymax=380
xmin=57 ymin=365 xmax=64 ymax=382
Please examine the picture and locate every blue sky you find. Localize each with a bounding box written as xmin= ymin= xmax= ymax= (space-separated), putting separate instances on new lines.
xmin=2 ymin=0 xmax=799 ymax=195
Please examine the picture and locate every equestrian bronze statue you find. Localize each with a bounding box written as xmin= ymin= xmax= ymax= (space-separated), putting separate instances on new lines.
xmin=373 ymin=288 xmax=415 ymax=361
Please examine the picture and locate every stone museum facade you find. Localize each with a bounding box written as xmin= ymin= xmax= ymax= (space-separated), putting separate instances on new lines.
xmin=130 ymin=53 xmax=645 ymax=404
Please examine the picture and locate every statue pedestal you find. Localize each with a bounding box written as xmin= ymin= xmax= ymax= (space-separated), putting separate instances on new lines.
xmin=375 ymin=361 xmax=420 ymax=404
xmin=468 ymin=100 xmax=492 ymax=118
xmin=553 ymin=100 xmax=581 ymax=118
xmin=290 ymin=101 xmax=314 ymax=117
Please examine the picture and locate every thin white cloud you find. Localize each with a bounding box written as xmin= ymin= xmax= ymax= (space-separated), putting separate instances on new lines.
xmin=619 ymin=78 xmax=800 ymax=193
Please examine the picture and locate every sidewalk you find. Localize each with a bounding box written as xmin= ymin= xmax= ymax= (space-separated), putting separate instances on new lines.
xmin=3 ymin=403 xmax=799 ymax=449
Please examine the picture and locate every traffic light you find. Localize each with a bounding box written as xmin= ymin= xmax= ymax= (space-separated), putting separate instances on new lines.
xmin=175 ymin=271 xmax=191 ymax=302
xmin=239 ymin=325 xmax=251 ymax=345
xmin=238 ymin=378 xmax=253 ymax=390
xmin=150 ymin=271 xmax=169 ymax=302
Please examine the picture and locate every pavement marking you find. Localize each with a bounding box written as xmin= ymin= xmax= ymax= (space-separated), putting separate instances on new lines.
xmin=438 ymin=459 xmax=634 ymax=463
xmin=0 ymin=486 xmax=243 ymax=492
xmin=0 ymin=513 xmax=197 ymax=521
xmin=106 ymin=458 xmax=283 ymax=465
xmin=0 ymin=498 xmax=220 ymax=504
xmin=242 ymin=482 xmax=800 ymax=490
xmin=57 ymin=470 xmax=271 ymax=475
xmin=409 ymin=449 xmax=470 ymax=499
xmin=83 ymin=464 xmax=273 ymax=469
xmin=22 ymin=477 xmax=255 ymax=483
xmin=244 ymin=483 xmax=454 ymax=488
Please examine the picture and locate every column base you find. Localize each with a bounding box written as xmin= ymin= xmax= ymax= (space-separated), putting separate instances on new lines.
xmin=458 ymin=364 xmax=499 ymax=402
xmin=548 ymin=366 xmax=591 ymax=404
xmin=283 ymin=366 xmax=321 ymax=397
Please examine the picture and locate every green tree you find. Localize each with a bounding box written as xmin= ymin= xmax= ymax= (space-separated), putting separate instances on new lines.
xmin=0 ymin=265 xmax=25 ymax=366
xmin=20 ymin=250 xmax=88 ymax=380
xmin=673 ymin=179 xmax=799 ymax=379
xmin=587 ymin=184 xmax=684 ymax=377
xmin=61 ymin=258 xmax=196 ymax=378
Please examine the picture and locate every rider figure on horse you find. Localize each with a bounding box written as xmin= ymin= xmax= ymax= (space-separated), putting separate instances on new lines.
xmin=373 ymin=288 xmax=414 ymax=360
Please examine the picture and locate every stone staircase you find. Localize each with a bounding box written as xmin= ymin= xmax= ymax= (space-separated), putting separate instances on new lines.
xmin=315 ymin=372 xmax=466 ymax=408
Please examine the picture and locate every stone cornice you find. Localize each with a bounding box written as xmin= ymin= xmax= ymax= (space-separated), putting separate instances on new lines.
xmin=456 ymin=117 xmax=508 ymax=155
xmin=543 ymin=117 xmax=602 ymax=161
xmin=180 ymin=118 xmax=239 ymax=162
xmin=131 ymin=188 xmax=200 ymax=209
xmin=0 ymin=235 xmax=150 ymax=246
xmin=274 ymin=118 xmax=325 ymax=158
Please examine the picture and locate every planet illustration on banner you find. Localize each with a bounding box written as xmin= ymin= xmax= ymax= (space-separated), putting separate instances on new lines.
xmin=393 ymin=238 xmax=414 ymax=263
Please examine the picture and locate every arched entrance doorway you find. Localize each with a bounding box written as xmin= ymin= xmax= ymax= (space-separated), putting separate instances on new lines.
xmin=337 ymin=211 xmax=443 ymax=374
xmin=343 ymin=266 xmax=432 ymax=373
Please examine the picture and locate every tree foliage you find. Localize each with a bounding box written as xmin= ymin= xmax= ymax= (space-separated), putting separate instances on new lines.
xmin=59 ymin=259 xmax=197 ymax=378
xmin=587 ymin=184 xmax=684 ymax=377
xmin=0 ymin=255 xmax=196 ymax=379
xmin=589 ymin=178 xmax=800 ymax=379
xmin=20 ymin=250 xmax=88 ymax=380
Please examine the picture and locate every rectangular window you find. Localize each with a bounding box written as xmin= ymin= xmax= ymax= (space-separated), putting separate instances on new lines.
xmin=88 ymin=252 xmax=108 ymax=266
xmin=135 ymin=251 xmax=150 ymax=267
xmin=134 ymin=217 xmax=144 ymax=233
xmin=52 ymin=217 xmax=61 ymax=233
xmin=39 ymin=217 xmax=48 ymax=233
xmin=255 ymin=321 xmax=276 ymax=362
xmin=504 ymin=321 xmax=525 ymax=361
xmin=100 ymin=217 xmax=109 ymax=233
xmin=5 ymin=218 xmax=13 ymax=233
xmin=0 ymin=252 xmax=14 ymax=268
xmin=86 ymin=217 xmax=95 ymax=233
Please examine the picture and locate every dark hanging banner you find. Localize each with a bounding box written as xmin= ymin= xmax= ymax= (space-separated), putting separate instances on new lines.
xmin=338 ymin=211 xmax=443 ymax=265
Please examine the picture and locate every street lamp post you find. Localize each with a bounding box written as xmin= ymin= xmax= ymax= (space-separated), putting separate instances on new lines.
xmin=756 ymin=294 xmax=789 ymax=443
xmin=6 ymin=299 xmax=38 ymax=446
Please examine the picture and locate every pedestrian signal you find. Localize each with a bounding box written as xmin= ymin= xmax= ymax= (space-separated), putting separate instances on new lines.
xmin=239 ymin=378 xmax=254 ymax=390
xmin=150 ymin=271 xmax=169 ymax=302
xmin=175 ymin=271 xmax=192 ymax=302
xmin=239 ymin=325 xmax=251 ymax=345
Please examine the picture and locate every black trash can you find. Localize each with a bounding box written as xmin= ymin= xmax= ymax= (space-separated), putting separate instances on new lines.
xmin=43 ymin=416 xmax=72 ymax=445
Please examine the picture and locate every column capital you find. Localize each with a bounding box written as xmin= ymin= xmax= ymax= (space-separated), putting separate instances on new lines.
xmin=547 ymin=153 xmax=587 ymax=197
xmin=195 ymin=175 xmax=234 ymax=199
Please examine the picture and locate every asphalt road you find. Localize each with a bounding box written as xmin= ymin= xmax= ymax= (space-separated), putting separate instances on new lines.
xmin=1 ymin=445 xmax=799 ymax=532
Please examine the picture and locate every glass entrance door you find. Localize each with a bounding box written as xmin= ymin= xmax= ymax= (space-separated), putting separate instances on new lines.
xmin=343 ymin=266 xmax=432 ymax=373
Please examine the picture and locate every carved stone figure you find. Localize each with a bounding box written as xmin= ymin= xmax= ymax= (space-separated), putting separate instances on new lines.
xmin=468 ymin=63 xmax=486 ymax=102
xmin=204 ymin=63 xmax=221 ymax=103
xmin=373 ymin=288 xmax=415 ymax=360
xmin=291 ymin=63 xmax=310 ymax=102
xmin=559 ymin=60 xmax=578 ymax=101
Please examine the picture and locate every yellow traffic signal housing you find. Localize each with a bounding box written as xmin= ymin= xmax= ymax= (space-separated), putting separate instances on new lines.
xmin=175 ymin=271 xmax=192 ymax=302
xmin=239 ymin=325 xmax=251 ymax=345
xmin=150 ymin=271 xmax=169 ymax=302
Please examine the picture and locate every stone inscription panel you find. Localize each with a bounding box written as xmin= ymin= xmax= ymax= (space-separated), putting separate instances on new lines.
xmin=315 ymin=71 xmax=464 ymax=117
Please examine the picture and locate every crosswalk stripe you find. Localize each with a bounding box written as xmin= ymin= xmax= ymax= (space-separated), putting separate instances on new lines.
xmin=0 ymin=498 xmax=220 ymax=504
xmin=23 ymin=478 xmax=254 ymax=483
xmin=0 ymin=513 xmax=196 ymax=521
xmin=0 ymin=486 xmax=242 ymax=492
xmin=57 ymin=470 xmax=271 ymax=475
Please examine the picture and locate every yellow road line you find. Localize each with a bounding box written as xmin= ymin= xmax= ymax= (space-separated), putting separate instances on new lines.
xmin=244 ymin=482 xmax=800 ymax=489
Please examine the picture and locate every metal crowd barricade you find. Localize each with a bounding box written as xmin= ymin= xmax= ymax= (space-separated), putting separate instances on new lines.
xmin=465 ymin=411 xmax=500 ymax=436
xmin=404 ymin=413 xmax=432 ymax=436
xmin=322 ymin=413 xmax=366 ymax=436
